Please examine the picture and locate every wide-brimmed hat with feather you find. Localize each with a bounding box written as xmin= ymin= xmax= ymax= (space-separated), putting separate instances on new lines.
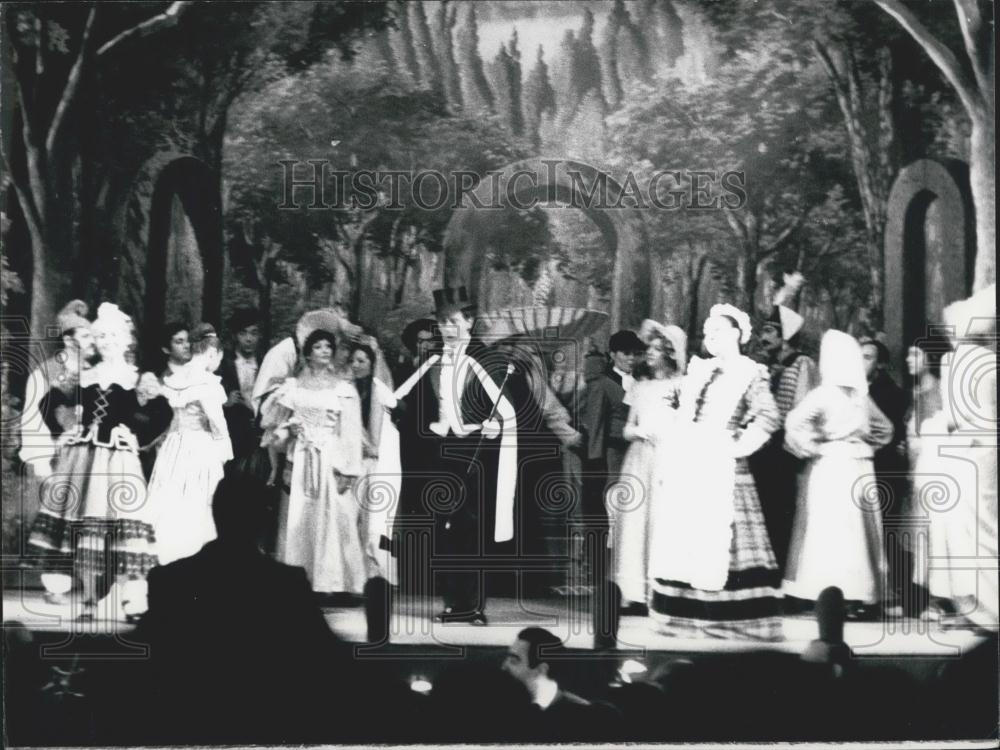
xmin=294 ymin=308 xmax=362 ymax=351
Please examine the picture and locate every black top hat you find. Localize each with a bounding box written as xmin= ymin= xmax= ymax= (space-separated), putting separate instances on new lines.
xmin=432 ymin=286 xmax=475 ymax=316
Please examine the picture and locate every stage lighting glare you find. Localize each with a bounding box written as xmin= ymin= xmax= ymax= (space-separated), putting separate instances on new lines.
xmin=621 ymin=658 xmax=647 ymax=675
xmin=410 ymin=677 xmax=433 ymax=694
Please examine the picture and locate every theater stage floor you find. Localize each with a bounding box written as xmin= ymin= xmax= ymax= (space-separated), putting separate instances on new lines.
xmin=3 ymin=589 xmax=989 ymax=659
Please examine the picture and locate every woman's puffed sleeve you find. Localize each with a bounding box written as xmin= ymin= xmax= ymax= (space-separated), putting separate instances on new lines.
xmin=131 ymin=394 xmax=173 ymax=449
xmin=784 ymin=388 xmax=825 ymax=459
xmin=865 ymin=397 xmax=894 ymax=449
xmin=260 ymin=379 xmax=297 ymax=448
xmin=732 ymin=367 xmax=780 ymax=458
xmin=201 ymin=382 xmax=234 ymax=464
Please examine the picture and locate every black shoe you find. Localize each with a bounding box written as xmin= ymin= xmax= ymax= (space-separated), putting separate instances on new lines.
xmin=435 ymin=607 xmax=487 ymax=625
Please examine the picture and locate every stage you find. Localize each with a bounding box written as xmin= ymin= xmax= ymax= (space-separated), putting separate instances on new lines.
xmin=4 ymin=588 xmax=988 ymax=658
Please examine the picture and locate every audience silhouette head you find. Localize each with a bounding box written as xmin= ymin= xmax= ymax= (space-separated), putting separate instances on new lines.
xmin=212 ymin=469 xmax=267 ymax=544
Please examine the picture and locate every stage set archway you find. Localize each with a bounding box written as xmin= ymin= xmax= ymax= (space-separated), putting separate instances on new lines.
xmin=441 ymin=159 xmax=651 ymax=331
xmin=122 ymin=156 xmax=224 ymax=366
xmin=884 ymin=158 xmax=975 ymax=366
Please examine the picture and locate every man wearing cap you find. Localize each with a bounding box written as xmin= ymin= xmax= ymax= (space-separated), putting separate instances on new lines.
xmin=582 ymin=330 xmax=645 ymax=485
xmin=392 ymin=287 xmax=517 ymax=624
xmin=19 ymin=300 xmax=97 ymax=477
xmin=578 ymin=330 xmax=644 ymax=586
xmin=752 ymin=301 xmax=817 ymax=574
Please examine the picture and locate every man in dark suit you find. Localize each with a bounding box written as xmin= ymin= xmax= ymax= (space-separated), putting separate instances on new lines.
xmin=216 ymin=307 xmax=262 ymax=462
xmin=860 ymin=337 xmax=910 ymax=614
xmin=578 ymin=330 xmax=644 ymax=586
xmin=135 ymin=471 xmax=357 ymax=743
xmin=392 ymin=288 xmax=517 ymax=625
xmin=502 ymin=627 xmax=621 ymax=741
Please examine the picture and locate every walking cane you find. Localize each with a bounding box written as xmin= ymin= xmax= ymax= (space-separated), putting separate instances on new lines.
xmin=467 ymin=363 xmax=515 ymax=474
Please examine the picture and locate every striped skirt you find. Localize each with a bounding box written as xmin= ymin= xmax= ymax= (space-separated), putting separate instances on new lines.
xmin=650 ymin=462 xmax=783 ymax=641
xmin=28 ymin=443 xmax=158 ymax=581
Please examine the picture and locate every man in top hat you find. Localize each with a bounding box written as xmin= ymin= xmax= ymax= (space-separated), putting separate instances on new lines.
xmin=392 ymin=286 xmax=518 ymax=624
xmin=19 ymin=300 xmax=97 ymax=477
xmin=752 ymin=296 xmax=817 ymax=575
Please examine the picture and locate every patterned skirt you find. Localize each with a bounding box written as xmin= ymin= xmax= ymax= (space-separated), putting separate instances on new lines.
xmin=650 ymin=461 xmax=784 ymax=641
xmin=27 ymin=443 xmax=158 ymax=581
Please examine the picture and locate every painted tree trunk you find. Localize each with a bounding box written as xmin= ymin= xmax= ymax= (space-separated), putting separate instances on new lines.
xmin=969 ymin=115 xmax=996 ymax=291
xmin=26 ymin=197 xmax=75 ymax=348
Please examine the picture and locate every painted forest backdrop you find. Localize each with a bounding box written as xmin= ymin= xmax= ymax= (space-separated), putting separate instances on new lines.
xmin=1 ymin=0 xmax=994 ymax=358
xmin=1 ymin=0 xmax=994 ymax=557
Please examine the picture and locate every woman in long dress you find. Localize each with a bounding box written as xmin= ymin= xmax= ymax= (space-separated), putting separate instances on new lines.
xmin=27 ymin=303 xmax=173 ymax=620
xmin=148 ymin=324 xmax=232 ymax=566
xmin=782 ymin=330 xmax=893 ymax=608
xmin=649 ymin=304 xmax=783 ymax=640
xmin=349 ymin=340 xmax=401 ymax=584
xmin=917 ymin=288 xmax=997 ymax=629
xmin=261 ymin=329 xmax=366 ymax=596
xmin=608 ymin=320 xmax=687 ymax=613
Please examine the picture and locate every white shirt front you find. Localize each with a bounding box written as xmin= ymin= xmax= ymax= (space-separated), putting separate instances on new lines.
xmin=613 ymin=366 xmax=634 ymax=393
xmin=532 ymin=677 xmax=559 ymax=710
xmin=234 ymin=352 xmax=258 ymax=404
xmin=437 ymin=344 xmax=472 ymax=435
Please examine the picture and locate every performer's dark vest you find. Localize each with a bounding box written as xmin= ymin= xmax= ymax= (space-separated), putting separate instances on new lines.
xmin=396 ymin=354 xmax=499 ymax=520
xmin=406 ymin=356 xmax=496 ymax=440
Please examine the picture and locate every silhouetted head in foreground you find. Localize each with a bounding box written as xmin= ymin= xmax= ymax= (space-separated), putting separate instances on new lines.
xmin=212 ymin=469 xmax=267 ymax=546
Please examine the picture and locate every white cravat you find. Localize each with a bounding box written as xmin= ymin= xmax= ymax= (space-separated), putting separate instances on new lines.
xmin=613 ymin=366 xmax=634 ymax=393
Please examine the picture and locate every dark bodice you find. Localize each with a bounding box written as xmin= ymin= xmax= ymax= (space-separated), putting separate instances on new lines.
xmin=41 ymin=383 xmax=172 ymax=447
